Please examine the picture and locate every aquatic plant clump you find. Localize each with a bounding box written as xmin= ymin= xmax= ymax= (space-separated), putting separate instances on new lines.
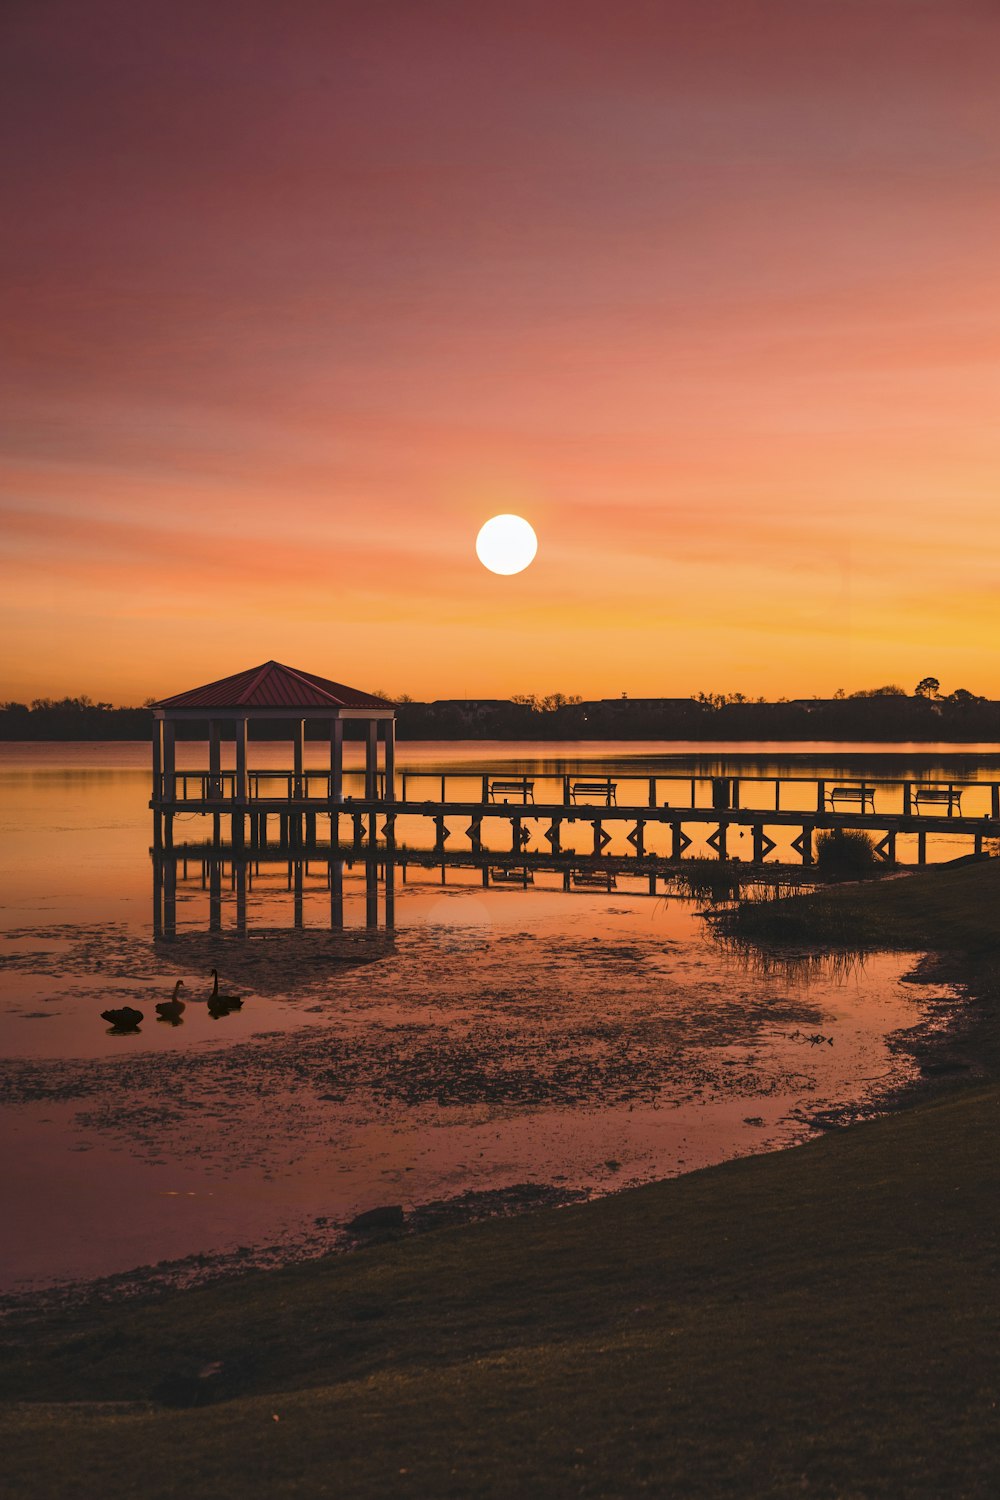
xmin=816 ymin=828 xmax=879 ymax=874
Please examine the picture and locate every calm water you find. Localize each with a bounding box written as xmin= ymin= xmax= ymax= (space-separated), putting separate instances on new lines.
xmin=0 ymin=740 xmax=979 ymax=1293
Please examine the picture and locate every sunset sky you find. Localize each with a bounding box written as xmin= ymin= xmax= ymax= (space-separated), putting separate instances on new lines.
xmin=3 ymin=0 xmax=999 ymax=703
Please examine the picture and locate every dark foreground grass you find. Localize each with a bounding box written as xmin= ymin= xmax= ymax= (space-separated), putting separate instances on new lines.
xmin=718 ymin=855 xmax=1000 ymax=954
xmin=3 ymin=864 xmax=1000 ymax=1498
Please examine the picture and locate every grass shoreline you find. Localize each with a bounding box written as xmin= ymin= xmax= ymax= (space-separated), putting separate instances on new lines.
xmin=3 ymin=861 xmax=999 ymax=1497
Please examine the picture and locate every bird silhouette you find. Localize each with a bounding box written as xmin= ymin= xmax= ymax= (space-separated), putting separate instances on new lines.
xmin=101 ymin=1005 xmax=144 ymax=1031
xmin=209 ymin=969 xmax=242 ymax=1007
xmin=155 ymin=980 xmax=186 ymax=1026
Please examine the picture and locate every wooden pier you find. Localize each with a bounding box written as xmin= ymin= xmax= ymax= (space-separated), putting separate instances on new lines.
xmin=152 ymin=768 xmax=1000 ymax=868
xmin=148 ymin=663 xmax=1000 ymax=874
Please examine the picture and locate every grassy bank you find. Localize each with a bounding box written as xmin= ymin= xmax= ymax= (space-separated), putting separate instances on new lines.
xmin=716 ymin=855 xmax=1000 ymax=954
xmin=3 ymin=863 xmax=999 ymax=1498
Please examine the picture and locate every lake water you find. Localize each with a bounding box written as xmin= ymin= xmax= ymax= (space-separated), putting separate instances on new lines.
xmin=1 ymin=740 xmax=984 ymax=1294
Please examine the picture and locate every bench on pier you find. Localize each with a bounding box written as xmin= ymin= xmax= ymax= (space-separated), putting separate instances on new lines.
xmin=571 ymin=778 xmax=618 ymax=806
xmin=826 ymin=785 xmax=876 ymax=812
xmin=489 ymin=778 xmax=535 ymax=804
xmin=913 ymin=787 xmax=963 ymax=815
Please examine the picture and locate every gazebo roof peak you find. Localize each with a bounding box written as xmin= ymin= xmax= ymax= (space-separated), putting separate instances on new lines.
xmin=152 ymin=661 xmax=395 ymax=713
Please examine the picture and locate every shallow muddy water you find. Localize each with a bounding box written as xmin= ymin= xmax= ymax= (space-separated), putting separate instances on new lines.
xmin=0 ymin=742 xmax=970 ymax=1293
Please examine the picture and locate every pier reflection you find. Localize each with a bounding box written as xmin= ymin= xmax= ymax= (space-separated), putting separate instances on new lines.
xmin=151 ymin=847 xmax=396 ymax=995
xmin=152 ymin=846 xmax=395 ymax=941
xmin=152 ymin=833 xmax=820 ymax=953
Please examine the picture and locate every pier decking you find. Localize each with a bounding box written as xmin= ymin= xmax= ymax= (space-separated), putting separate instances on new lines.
xmin=151 ymin=768 xmax=1000 ymax=867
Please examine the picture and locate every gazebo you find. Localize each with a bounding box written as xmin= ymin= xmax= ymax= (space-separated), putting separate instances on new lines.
xmin=150 ymin=660 xmax=396 ymax=846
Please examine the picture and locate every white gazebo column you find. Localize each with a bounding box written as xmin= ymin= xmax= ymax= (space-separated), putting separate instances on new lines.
xmin=235 ymin=715 xmax=248 ymax=801
xmin=293 ymin=718 xmax=305 ymax=796
xmin=152 ymin=718 xmax=162 ymax=800
xmin=330 ymin=717 xmax=343 ymax=799
xmin=209 ymin=718 xmax=222 ymax=840
xmin=365 ymin=720 xmax=378 ymax=800
xmin=151 ymin=718 xmax=163 ymax=848
xmin=291 ymin=717 xmax=306 ymax=847
xmin=162 ymin=719 xmax=176 ymax=847
xmin=162 ymin=718 xmax=176 ymax=788
xmin=209 ymin=718 xmax=222 ymax=797
xmin=233 ymin=715 xmax=248 ymax=849
xmin=383 ymin=719 xmax=396 ymax=803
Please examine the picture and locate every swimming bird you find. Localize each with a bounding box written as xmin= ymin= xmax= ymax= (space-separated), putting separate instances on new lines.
xmin=208 ymin=996 xmax=242 ymax=1020
xmin=208 ymin=969 xmax=241 ymax=1006
xmin=101 ymin=1005 xmax=144 ymax=1031
xmin=155 ymin=980 xmax=186 ymax=1025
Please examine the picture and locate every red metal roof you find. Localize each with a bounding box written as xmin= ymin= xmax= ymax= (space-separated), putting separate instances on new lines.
xmin=153 ymin=661 xmax=395 ymax=712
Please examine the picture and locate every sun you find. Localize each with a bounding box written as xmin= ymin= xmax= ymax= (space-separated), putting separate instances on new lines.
xmin=475 ymin=514 xmax=538 ymax=575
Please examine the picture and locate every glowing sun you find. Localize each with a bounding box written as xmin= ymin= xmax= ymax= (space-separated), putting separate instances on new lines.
xmin=475 ymin=514 xmax=538 ymax=575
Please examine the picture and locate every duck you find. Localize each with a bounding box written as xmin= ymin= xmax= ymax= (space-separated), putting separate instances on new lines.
xmin=208 ymin=969 xmax=242 ymax=1006
xmin=155 ymin=980 xmax=186 ymax=1026
xmin=101 ymin=1005 xmax=144 ymax=1031
xmin=208 ymin=996 xmax=242 ymax=1020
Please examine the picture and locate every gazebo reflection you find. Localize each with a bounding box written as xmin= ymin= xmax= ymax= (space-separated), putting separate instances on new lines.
xmin=152 ymin=846 xmax=396 ymax=942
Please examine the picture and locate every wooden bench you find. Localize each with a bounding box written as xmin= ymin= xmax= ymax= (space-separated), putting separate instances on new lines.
xmin=913 ymin=787 xmax=963 ymax=815
xmin=571 ymin=778 xmax=617 ymax=806
xmin=489 ymin=778 xmax=535 ymax=803
xmin=826 ymin=785 xmax=876 ymax=812
xmin=571 ymin=870 xmax=617 ymax=889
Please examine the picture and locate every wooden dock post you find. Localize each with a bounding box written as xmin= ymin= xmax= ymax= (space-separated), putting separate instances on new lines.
xmin=707 ymin=824 xmax=727 ymax=860
xmin=793 ymin=826 xmax=813 ymax=865
xmin=330 ymin=858 xmax=343 ymax=928
xmin=209 ymin=858 xmax=222 ymax=932
xmin=236 ymin=861 xmax=247 ymax=935
xmin=366 ymin=858 xmax=379 ymax=928
xmin=163 ymin=857 xmax=176 ymax=938
xmin=627 ymin=819 xmax=645 ymax=857
xmin=293 ymin=860 xmax=304 ymax=928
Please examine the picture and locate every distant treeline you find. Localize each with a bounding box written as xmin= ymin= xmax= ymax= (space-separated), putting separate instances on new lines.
xmin=3 ymin=687 xmax=1000 ymax=742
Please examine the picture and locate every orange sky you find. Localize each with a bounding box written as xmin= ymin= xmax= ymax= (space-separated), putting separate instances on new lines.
xmin=2 ymin=0 xmax=999 ymax=703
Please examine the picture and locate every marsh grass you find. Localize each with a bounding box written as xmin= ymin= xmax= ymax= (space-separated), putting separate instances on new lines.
xmin=717 ymin=856 xmax=1000 ymax=954
xmin=815 ymin=826 xmax=878 ymax=873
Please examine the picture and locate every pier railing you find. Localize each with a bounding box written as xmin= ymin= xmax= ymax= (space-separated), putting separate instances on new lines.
xmin=154 ymin=767 xmax=1000 ymax=820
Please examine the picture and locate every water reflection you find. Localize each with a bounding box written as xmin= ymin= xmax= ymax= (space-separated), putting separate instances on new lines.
xmin=152 ymin=849 xmax=395 ymax=940
xmin=0 ymin=754 xmax=968 ymax=1292
xmin=151 ymin=839 xmax=818 ymax=946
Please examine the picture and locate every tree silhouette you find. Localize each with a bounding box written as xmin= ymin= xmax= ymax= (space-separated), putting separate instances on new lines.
xmin=914 ymin=676 xmax=940 ymax=698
